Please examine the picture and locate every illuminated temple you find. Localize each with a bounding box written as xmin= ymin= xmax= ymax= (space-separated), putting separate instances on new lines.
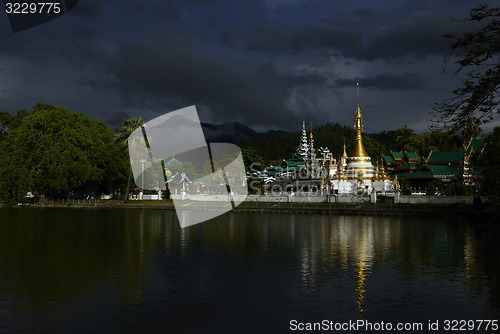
xmin=267 ymin=97 xmax=392 ymax=195
xmin=265 ymin=87 xmax=487 ymax=197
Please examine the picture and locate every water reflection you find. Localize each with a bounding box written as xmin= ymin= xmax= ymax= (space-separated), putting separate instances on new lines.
xmin=0 ymin=208 xmax=499 ymax=333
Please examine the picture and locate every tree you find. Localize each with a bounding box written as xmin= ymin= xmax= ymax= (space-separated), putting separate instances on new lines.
xmin=400 ymin=178 xmax=412 ymax=195
xmin=426 ymin=179 xmax=444 ymax=196
xmin=0 ymin=103 xmax=127 ymax=201
xmin=432 ymin=4 xmax=499 ymax=130
xmin=116 ymin=117 xmax=144 ymax=202
xmin=0 ymin=111 xmax=13 ymax=140
xmin=480 ymin=126 xmax=500 ymax=195
xmin=363 ymin=136 xmax=387 ymax=162
xmin=461 ymin=116 xmax=482 ymax=143
xmin=395 ymin=126 xmax=417 ymax=151
xmin=428 ymin=129 xmax=462 ymax=152
xmin=116 ymin=117 xmax=144 ymax=148
xmin=240 ymin=147 xmax=265 ymax=171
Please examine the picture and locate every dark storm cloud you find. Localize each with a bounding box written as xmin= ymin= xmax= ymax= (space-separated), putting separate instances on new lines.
xmin=244 ymin=23 xmax=362 ymax=54
xmin=351 ymin=7 xmax=380 ymax=22
xmin=0 ymin=0 xmax=494 ymax=132
xmin=335 ymin=73 xmax=428 ymax=91
xmin=241 ymin=2 xmax=479 ymax=63
xmin=78 ymin=31 xmax=327 ymax=128
xmin=70 ymin=0 xmax=103 ymax=19
xmin=357 ymin=9 xmax=475 ymax=61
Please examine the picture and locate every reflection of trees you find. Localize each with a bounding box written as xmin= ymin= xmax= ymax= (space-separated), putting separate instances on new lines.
xmin=1 ymin=209 xmax=499 ymax=318
xmin=464 ymin=224 xmax=500 ymax=309
xmin=0 ymin=208 xmax=167 ymax=306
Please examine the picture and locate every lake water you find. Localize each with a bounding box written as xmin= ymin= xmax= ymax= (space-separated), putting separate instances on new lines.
xmin=0 ymin=208 xmax=499 ymax=333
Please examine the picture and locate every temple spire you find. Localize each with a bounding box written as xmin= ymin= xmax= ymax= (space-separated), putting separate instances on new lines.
xmin=309 ymin=123 xmax=315 ymax=156
xmin=357 ymin=81 xmax=360 ymax=104
xmin=295 ymin=117 xmax=309 ymax=158
xmin=353 ymin=83 xmax=369 ymax=158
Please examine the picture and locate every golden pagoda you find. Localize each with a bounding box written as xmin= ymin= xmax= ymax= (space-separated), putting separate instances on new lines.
xmin=352 ymin=105 xmax=370 ymax=159
xmin=344 ymin=90 xmax=375 ymax=182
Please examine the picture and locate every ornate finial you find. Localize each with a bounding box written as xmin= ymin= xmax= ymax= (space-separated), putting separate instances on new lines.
xmin=357 ymin=82 xmax=360 ymax=105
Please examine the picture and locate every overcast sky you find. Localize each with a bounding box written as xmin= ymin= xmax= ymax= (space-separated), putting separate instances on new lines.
xmin=0 ymin=0 xmax=496 ymax=133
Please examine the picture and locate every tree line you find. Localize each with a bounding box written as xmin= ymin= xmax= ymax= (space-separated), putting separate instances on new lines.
xmin=243 ymin=123 xmax=468 ymax=168
xmin=1 ymin=103 xmax=499 ymax=204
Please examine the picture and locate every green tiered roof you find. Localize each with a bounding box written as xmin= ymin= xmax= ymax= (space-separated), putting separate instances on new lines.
xmin=426 ymin=150 xmax=463 ymax=164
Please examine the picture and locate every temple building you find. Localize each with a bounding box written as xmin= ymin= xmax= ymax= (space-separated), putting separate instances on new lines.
xmin=344 ymin=103 xmax=376 ymax=182
xmin=331 ymin=102 xmax=391 ymax=195
xmin=265 ymin=82 xmax=486 ymax=196
xmin=382 ymin=138 xmax=486 ymax=191
xmin=266 ymin=96 xmax=392 ymax=195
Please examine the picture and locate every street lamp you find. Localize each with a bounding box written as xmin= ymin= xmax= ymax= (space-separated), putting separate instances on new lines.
xmin=140 ymin=160 xmax=146 ymax=200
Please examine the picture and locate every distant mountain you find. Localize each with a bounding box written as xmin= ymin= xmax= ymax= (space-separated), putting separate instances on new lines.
xmin=201 ymin=121 xmax=290 ymax=144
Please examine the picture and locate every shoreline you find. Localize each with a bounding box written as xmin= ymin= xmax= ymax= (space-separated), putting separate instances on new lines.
xmin=11 ymin=199 xmax=499 ymax=221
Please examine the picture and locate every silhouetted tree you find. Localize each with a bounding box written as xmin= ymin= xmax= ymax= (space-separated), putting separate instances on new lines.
xmin=432 ymin=4 xmax=499 ymax=130
xmin=480 ymin=126 xmax=500 ymax=195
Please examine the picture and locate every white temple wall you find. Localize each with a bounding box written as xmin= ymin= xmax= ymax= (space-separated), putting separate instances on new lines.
xmin=337 ymin=180 xmax=353 ymax=194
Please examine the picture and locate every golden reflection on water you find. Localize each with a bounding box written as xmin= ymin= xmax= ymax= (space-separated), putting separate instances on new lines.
xmin=1 ymin=208 xmax=497 ymax=321
xmin=292 ymin=215 xmax=394 ymax=313
xmin=354 ymin=218 xmax=375 ymax=314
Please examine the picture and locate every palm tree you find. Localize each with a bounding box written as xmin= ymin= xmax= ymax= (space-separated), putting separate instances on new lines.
xmin=116 ymin=117 xmax=144 ymax=203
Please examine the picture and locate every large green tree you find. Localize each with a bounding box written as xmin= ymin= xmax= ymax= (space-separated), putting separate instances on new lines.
xmin=432 ymin=4 xmax=499 ymax=130
xmin=0 ymin=103 xmax=127 ymax=201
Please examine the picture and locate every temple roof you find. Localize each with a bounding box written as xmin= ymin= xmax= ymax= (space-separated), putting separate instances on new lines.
xmin=390 ymin=151 xmax=404 ymax=161
xmin=467 ymin=138 xmax=485 ymax=154
xmin=426 ymin=150 xmax=463 ymax=164
xmin=405 ymin=152 xmax=420 ymax=161
xmin=423 ymin=164 xmax=460 ymax=176
xmin=396 ymin=162 xmax=419 ymax=172
xmin=397 ymin=165 xmax=459 ymax=179
xmin=383 ymin=155 xmax=396 ymax=164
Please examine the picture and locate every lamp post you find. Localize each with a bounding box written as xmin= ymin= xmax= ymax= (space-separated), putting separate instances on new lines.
xmin=140 ymin=160 xmax=146 ymax=200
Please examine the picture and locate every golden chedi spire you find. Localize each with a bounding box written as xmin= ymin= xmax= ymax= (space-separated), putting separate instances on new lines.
xmin=344 ymin=82 xmax=375 ymax=182
xmin=352 ymin=81 xmax=369 ymax=158
xmin=342 ymin=141 xmax=348 ymax=159
xmin=353 ymin=104 xmax=369 ymax=158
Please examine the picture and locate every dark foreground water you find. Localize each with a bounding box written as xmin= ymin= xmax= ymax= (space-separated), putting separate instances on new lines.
xmin=0 ymin=208 xmax=499 ymax=333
